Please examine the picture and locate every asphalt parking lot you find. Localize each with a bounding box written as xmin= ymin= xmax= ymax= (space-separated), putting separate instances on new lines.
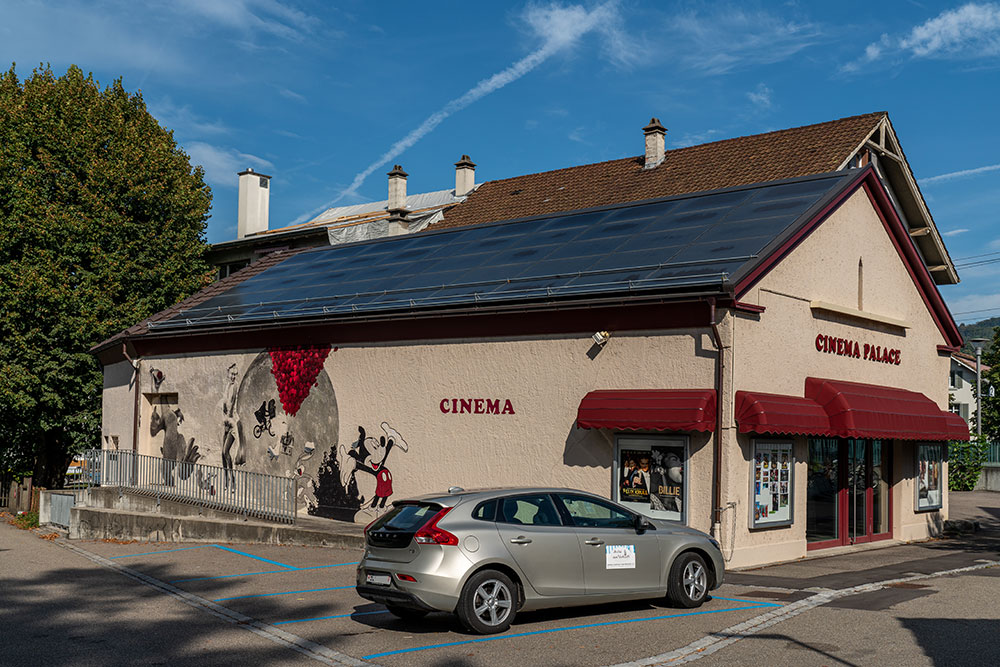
xmin=72 ymin=539 xmax=781 ymax=666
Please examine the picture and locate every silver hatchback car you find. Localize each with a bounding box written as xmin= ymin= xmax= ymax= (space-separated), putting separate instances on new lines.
xmin=355 ymin=487 xmax=725 ymax=634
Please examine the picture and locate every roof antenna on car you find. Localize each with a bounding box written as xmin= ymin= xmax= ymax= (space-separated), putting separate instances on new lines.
xmin=448 ymin=486 xmax=465 ymax=494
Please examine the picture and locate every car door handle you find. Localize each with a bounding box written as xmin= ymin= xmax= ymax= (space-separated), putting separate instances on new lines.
xmin=509 ymin=536 xmax=532 ymax=545
xmin=584 ymin=538 xmax=604 ymax=546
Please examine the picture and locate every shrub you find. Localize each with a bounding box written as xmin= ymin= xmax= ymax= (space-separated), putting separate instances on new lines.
xmin=949 ymin=437 xmax=988 ymax=491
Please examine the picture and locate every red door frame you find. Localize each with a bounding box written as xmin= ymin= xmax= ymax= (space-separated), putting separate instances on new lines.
xmin=807 ymin=439 xmax=893 ymax=551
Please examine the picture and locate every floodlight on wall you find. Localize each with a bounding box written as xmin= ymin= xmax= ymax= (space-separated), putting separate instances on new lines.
xmin=592 ymin=331 xmax=611 ymax=346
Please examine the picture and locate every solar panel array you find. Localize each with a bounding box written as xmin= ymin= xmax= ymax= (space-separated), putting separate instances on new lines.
xmin=151 ymin=171 xmax=856 ymax=331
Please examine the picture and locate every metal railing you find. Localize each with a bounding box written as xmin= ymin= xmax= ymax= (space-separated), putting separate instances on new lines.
xmin=986 ymin=441 xmax=1000 ymax=466
xmin=81 ymin=449 xmax=297 ymax=524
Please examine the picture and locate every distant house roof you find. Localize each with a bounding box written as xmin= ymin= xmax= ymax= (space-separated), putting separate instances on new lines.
xmin=953 ymin=352 xmax=991 ymax=374
xmin=437 ymin=112 xmax=957 ymax=285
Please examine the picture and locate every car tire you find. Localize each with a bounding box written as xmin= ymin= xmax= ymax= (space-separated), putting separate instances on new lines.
xmin=386 ymin=605 xmax=429 ymax=620
xmin=456 ymin=569 xmax=517 ymax=634
xmin=666 ymin=551 xmax=710 ymax=608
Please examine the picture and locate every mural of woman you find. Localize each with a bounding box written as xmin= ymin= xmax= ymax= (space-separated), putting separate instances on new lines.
xmin=220 ymin=363 xmax=245 ymax=492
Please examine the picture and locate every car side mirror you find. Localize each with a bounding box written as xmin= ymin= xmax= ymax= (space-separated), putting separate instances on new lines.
xmin=635 ymin=516 xmax=654 ymax=533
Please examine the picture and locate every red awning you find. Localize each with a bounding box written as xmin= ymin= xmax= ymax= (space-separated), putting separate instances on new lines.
xmin=577 ymin=389 xmax=716 ymax=432
xmin=735 ymin=391 xmax=833 ymax=437
xmin=805 ymin=377 xmax=970 ymax=442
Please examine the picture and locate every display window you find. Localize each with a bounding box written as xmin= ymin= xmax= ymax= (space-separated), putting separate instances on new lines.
xmin=915 ymin=443 xmax=944 ymax=512
xmin=613 ymin=435 xmax=687 ymax=522
xmin=750 ymin=440 xmax=794 ymax=528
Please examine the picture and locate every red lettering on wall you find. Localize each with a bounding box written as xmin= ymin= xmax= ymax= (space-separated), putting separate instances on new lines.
xmin=814 ymin=334 xmax=901 ymax=366
xmin=440 ymin=398 xmax=516 ymax=416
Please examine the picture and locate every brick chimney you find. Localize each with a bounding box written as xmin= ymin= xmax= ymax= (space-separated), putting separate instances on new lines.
xmin=387 ymin=164 xmax=409 ymax=213
xmin=237 ymin=168 xmax=271 ymax=239
xmin=643 ymin=118 xmax=666 ymax=169
xmin=455 ymin=154 xmax=476 ymax=197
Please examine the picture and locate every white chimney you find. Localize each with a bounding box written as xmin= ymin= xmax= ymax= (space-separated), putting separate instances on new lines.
xmin=387 ymin=164 xmax=408 ymax=213
xmin=237 ymin=168 xmax=271 ymax=239
xmin=643 ymin=117 xmax=666 ymax=169
xmin=455 ymin=154 xmax=476 ymax=197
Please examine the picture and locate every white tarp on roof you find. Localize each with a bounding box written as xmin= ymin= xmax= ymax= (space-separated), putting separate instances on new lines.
xmin=311 ymin=189 xmax=457 ymax=224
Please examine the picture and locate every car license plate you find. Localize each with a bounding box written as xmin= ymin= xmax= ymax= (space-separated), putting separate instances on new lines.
xmin=366 ymin=573 xmax=391 ymax=586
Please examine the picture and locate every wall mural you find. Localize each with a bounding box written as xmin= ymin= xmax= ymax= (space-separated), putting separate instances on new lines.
xmin=141 ymin=345 xmax=412 ymax=523
xmin=150 ymin=400 xmax=200 ymax=485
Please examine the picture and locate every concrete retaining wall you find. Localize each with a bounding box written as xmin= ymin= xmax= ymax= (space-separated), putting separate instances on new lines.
xmin=975 ymin=465 xmax=1000 ymax=492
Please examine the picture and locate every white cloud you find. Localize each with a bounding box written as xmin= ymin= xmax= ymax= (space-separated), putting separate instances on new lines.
xmin=944 ymin=228 xmax=971 ymax=236
xmin=293 ymin=1 xmax=634 ymax=222
xmin=921 ymin=163 xmax=1000 ymax=184
xmin=844 ymin=3 xmax=1000 ymax=72
xmin=675 ymin=128 xmax=724 ymax=148
xmin=278 ymin=87 xmax=307 ymax=103
xmin=174 ymin=0 xmax=317 ymax=41
xmin=746 ymin=83 xmax=773 ymax=109
xmin=185 ymin=141 xmax=274 ymax=188
xmin=148 ymin=98 xmax=230 ymax=136
xmin=946 ymin=291 xmax=1000 ymax=321
xmin=567 ymin=126 xmax=587 ymax=143
xmin=665 ymin=8 xmax=822 ymax=75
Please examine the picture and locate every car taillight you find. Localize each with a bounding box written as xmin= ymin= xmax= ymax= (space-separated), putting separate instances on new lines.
xmin=363 ymin=517 xmax=378 ymax=538
xmin=413 ymin=507 xmax=458 ymax=545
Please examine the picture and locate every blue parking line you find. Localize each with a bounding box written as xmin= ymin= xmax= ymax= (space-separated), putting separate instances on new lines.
xmin=711 ymin=595 xmax=784 ymax=608
xmin=272 ymin=610 xmax=388 ymax=625
xmin=170 ymin=561 xmax=359 ymax=583
xmin=214 ymin=585 xmax=355 ymax=602
xmin=362 ymin=604 xmax=770 ymax=660
xmin=211 ymin=545 xmax=296 ymax=569
xmin=109 ymin=545 xmax=210 ymax=559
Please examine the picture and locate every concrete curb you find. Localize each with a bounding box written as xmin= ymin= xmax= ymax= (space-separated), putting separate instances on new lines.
xmin=69 ymin=506 xmax=365 ymax=550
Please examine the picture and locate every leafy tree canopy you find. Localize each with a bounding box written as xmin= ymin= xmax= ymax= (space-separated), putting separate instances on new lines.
xmin=0 ymin=64 xmax=212 ymax=486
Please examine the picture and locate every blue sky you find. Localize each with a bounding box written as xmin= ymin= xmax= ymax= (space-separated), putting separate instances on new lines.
xmin=2 ymin=1 xmax=1000 ymax=322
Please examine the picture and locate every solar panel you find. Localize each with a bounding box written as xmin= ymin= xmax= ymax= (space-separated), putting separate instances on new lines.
xmin=151 ymin=171 xmax=859 ymax=330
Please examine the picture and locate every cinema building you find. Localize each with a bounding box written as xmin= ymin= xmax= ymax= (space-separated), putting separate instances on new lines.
xmin=94 ymin=113 xmax=968 ymax=568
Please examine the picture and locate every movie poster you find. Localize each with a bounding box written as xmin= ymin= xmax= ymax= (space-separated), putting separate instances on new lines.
xmin=917 ymin=444 xmax=943 ymax=511
xmin=618 ymin=443 xmax=684 ymax=521
xmin=752 ymin=441 xmax=793 ymax=527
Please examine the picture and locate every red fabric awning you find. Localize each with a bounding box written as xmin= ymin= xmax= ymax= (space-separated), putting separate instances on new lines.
xmin=735 ymin=391 xmax=833 ymax=437
xmin=805 ymin=377 xmax=970 ymax=442
xmin=577 ymin=389 xmax=716 ymax=432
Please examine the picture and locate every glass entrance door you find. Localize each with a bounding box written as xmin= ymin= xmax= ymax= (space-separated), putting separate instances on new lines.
xmin=808 ymin=438 xmax=892 ymax=549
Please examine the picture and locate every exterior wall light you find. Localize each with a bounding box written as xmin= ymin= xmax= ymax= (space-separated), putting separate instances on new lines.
xmin=592 ymin=331 xmax=611 ymax=346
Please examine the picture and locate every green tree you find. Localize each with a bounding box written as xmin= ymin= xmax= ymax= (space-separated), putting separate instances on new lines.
xmin=978 ymin=325 xmax=1000 ymax=440
xmin=0 ymin=64 xmax=212 ymax=487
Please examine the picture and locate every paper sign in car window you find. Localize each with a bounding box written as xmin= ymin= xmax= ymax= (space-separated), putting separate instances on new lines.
xmin=605 ymin=544 xmax=636 ymax=569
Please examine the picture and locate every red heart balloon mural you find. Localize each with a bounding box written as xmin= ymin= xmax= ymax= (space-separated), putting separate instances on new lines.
xmin=269 ymin=345 xmax=334 ymax=416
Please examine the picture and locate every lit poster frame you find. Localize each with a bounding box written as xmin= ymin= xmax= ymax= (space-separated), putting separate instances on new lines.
xmin=750 ymin=440 xmax=794 ymax=529
xmin=613 ymin=435 xmax=688 ymax=523
xmin=915 ymin=442 xmax=944 ymax=512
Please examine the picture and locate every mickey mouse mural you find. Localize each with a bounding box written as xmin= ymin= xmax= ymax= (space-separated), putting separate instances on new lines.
xmin=336 ymin=422 xmax=409 ymax=523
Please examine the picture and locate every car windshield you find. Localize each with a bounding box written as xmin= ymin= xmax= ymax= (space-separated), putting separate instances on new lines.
xmin=369 ymin=503 xmax=440 ymax=532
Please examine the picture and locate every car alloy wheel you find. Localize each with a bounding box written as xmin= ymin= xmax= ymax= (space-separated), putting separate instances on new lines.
xmin=667 ymin=552 xmax=710 ymax=608
xmin=683 ymin=559 xmax=707 ymax=600
xmin=457 ymin=569 xmax=517 ymax=634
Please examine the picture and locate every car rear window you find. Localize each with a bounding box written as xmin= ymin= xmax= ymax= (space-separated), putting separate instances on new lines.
xmin=369 ymin=503 xmax=440 ymax=532
xmin=473 ymin=499 xmax=497 ymax=521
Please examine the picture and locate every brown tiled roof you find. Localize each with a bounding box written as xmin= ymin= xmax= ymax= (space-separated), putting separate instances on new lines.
xmin=437 ymin=112 xmax=885 ymax=229
xmin=92 ymin=248 xmax=306 ymax=352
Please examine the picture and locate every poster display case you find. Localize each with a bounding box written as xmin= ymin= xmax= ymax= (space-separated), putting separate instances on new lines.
xmin=750 ymin=440 xmax=794 ymax=528
xmin=915 ymin=443 xmax=944 ymax=511
xmin=613 ymin=435 xmax=687 ymax=522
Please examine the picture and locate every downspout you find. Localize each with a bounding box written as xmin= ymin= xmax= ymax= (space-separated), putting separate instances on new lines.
xmin=708 ymin=299 xmax=724 ymax=529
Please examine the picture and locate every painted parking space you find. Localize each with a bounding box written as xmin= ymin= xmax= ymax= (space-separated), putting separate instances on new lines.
xmin=81 ymin=539 xmax=782 ymax=667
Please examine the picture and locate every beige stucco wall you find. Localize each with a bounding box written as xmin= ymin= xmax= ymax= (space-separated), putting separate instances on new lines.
xmin=101 ymin=361 xmax=135 ymax=451
xmin=103 ymin=330 xmax=719 ymax=527
xmin=724 ymin=188 xmax=952 ymax=567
